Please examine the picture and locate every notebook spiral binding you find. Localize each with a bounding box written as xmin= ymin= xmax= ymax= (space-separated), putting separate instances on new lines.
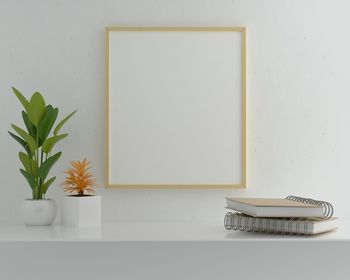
xmin=285 ymin=195 xmax=334 ymax=219
xmin=224 ymin=212 xmax=311 ymax=236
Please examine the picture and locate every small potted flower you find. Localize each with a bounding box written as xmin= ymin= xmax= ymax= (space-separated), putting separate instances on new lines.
xmin=61 ymin=159 xmax=101 ymax=227
xmin=9 ymin=87 xmax=76 ymax=225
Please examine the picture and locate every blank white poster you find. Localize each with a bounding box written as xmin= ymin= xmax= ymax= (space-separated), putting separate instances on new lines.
xmin=107 ymin=28 xmax=245 ymax=187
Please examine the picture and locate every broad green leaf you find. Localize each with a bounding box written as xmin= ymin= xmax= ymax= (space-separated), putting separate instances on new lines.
xmin=20 ymin=169 xmax=37 ymax=190
xmin=38 ymin=152 xmax=61 ymax=182
xmin=27 ymin=92 xmax=46 ymax=126
xmin=8 ymin=131 xmax=32 ymax=156
xmin=42 ymin=134 xmax=68 ymax=154
xmin=42 ymin=176 xmax=56 ymax=194
xmin=11 ymin=124 xmax=37 ymax=154
xmin=12 ymin=87 xmax=29 ymax=111
xmin=38 ymin=105 xmax=58 ymax=146
xmin=19 ymin=152 xmax=38 ymax=177
xmin=22 ymin=111 xmax=36 ymax=139
xmin=54 ymin=110 xmax=77 ymax=135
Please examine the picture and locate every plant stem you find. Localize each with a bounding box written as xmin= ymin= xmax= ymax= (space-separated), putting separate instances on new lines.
xmin=39 ymin=148 xmax=44 ymax=198
xmin=40 ymin=149 xmax=44 ymax=168
xmin=29 ymin=153 xmax=33 ymax=179
xmin=36 ymin=134 xmax=42 ymax=199
xmin=33 ymin=187 xmax=39 ymax=200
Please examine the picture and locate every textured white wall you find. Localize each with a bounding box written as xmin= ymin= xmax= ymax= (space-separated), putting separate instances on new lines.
xmin=0 ymin=0 xmax=349 ymax=224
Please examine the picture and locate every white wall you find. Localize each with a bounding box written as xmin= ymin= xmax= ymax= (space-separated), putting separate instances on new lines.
xmin=0 ymin=0 xmax=349 ymax=224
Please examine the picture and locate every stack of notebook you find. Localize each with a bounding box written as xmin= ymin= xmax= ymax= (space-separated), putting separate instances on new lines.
xmin=224 ymin=195 xmax=337 ymax=235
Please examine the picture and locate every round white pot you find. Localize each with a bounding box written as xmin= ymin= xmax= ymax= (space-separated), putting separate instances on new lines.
xmin=21 ymin=199 xmax=57 ymax=226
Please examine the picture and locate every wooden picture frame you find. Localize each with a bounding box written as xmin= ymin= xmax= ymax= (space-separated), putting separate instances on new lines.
xmin=106 ymin=27 xmax=246 ymax=188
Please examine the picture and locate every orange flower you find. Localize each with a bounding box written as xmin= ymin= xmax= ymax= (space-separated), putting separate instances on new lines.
xmin=61 ymin=159 xmax=96 ymax=196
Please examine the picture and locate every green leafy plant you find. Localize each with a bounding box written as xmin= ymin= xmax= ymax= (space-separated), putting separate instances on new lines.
xmin=9 ymin=87 xmax=77 ymax=199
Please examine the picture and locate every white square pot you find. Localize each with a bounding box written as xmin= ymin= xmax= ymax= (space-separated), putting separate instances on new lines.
xmin=61 ymin=196 xmax=101 ymax=227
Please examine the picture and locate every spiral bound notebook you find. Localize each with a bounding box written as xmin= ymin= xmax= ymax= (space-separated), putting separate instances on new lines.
xmin=225 ymin=195 xmax=334 ymax=219
xmin=224 ymin=212 xmax=338 ymax=236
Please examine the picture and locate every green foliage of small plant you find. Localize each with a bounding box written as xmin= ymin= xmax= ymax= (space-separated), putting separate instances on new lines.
xmin=9 ymin=87 xmax=77 ymax=199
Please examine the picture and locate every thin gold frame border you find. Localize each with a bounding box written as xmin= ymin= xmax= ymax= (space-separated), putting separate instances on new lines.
xmin=105 ymin=27 xmax=246 ymax=189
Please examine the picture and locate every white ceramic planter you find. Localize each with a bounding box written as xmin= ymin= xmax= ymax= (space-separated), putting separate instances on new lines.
xmin=61 ymin=195 xmax=101 ymax=227
xmin=21 ymin=199 xmax=57 ymax=226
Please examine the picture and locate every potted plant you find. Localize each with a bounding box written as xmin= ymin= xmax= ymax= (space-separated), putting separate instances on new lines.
xmin=9 ymin=87 xmax=76 ymax=225
xmin=61 ymin=159 xmax=101 ymax=227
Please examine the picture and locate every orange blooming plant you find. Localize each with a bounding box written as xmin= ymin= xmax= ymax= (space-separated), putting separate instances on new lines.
xmin=62 ymin=159 xmax=96 ymax=196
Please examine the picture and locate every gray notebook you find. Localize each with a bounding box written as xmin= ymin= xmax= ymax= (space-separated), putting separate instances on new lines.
xmin=224 ymin=212 xmax=338 ymax=235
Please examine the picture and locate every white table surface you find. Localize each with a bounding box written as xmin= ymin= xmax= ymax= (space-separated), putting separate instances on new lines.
xmin=0 ymin=218 xmax=348 ymax=242
xmin=1 ymin=219 xmax=349 ymax=280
